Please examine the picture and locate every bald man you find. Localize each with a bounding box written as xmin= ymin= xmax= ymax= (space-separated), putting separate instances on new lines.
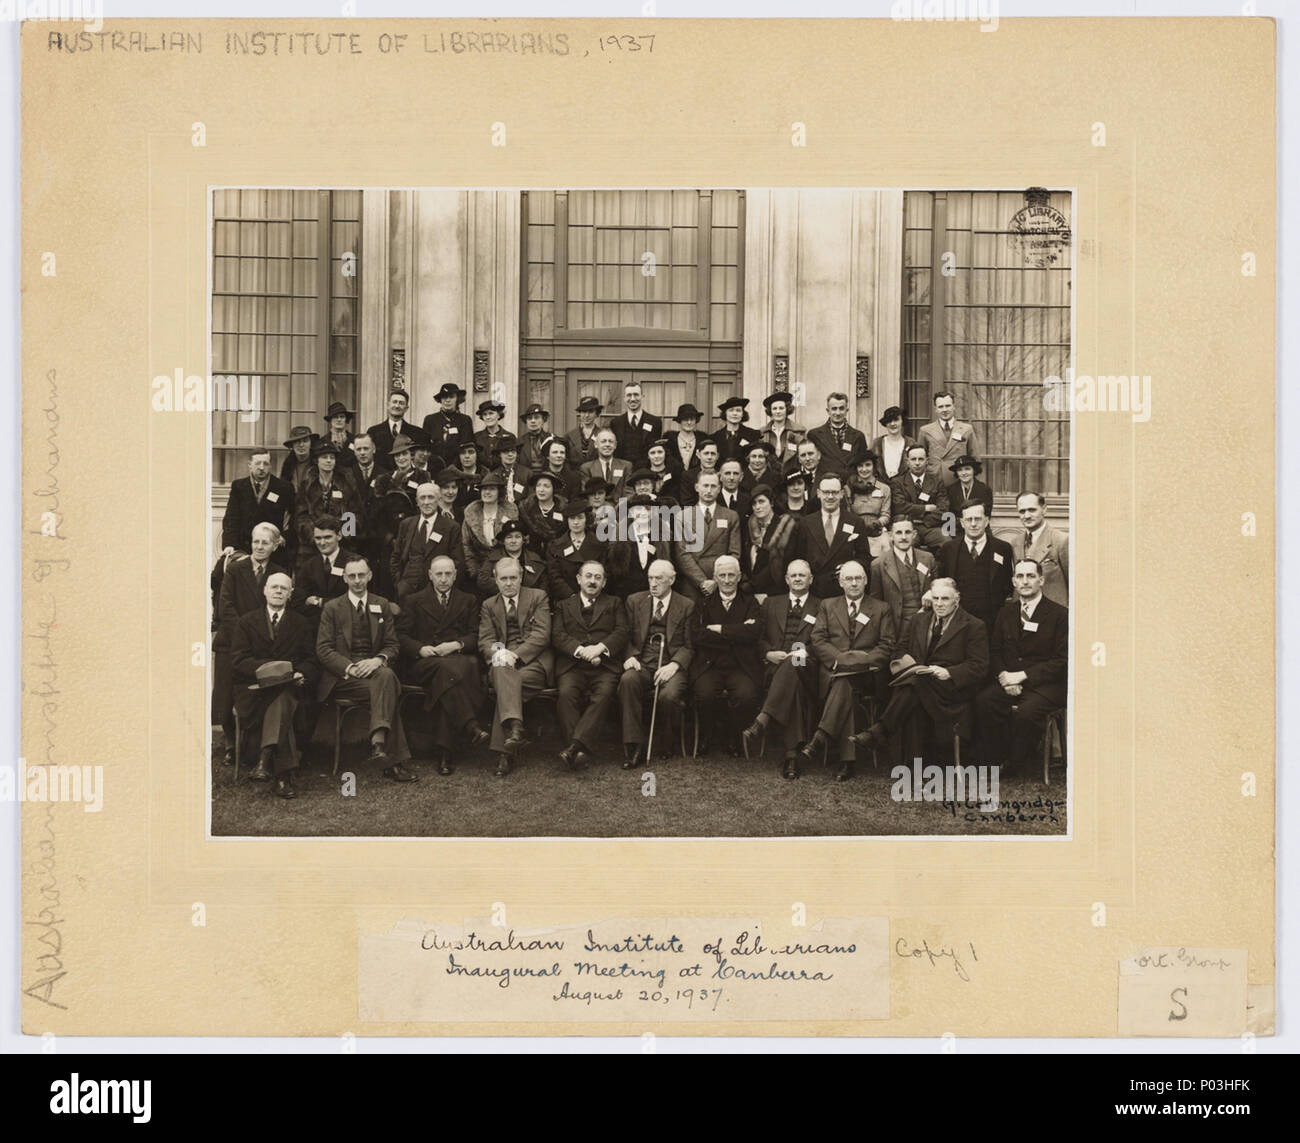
xmin=690 ymin=554 xmax=763 ymax=756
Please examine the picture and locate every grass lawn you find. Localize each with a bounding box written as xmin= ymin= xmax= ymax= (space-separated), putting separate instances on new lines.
xmin=211 ymin=713 xmax=1068 ymax=838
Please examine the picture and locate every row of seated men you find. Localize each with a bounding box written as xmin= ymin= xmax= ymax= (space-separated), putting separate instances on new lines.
xmin=217 ymin=518 xmax=1067 ymax=799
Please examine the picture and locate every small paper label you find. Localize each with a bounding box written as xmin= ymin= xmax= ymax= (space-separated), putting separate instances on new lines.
xmin=330 ymin=565 xmax=344 ymax=576
xmin=331 ymin=490 xmax=342 ymax=498
xmin=993 ymin=552 xmax=1004 ymax=565
xmin=368 ymin=603 xmax=382 ymax=613
xmin=563 ymin=545 xmax=575 ymax=556
xmin=266 ymin=491 xmax=279 ymax=503
xmin=431 ymin=532 xmax=443 ymax=543
xmin=1022 ymin=620 xmax=1039 ymax=632
xmin=919 ymin=492 xmax=931 ymax=502
xmin=803 ymin=613 xmax=816 ymax=623
xmin=855 ymin=612 xmax=870 ymax=626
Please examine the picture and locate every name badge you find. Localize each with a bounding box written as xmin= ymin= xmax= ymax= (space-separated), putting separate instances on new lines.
xmin=524 ymin=564 xmax=534 ymax=574
xmin=448 ymin=427 xmax=459 ymax=434
xmin=331 ymin=489 xmax=342 ymax=499
xmin=330 ymin=564 xmax=344 ymax=577
xmin=841 ymin=442 xmax=852 ymax=452
xmin=431 ymin=531 xmax=443 ymax=543
xmin=1022 ymin=619 xmax=1039 ymax=632
xmin=368 ymin=603 xmax=382 ymax=614
xmin=563 ymin=545 xmax=575 ymax=556
xmin=717 ymin=518 xmax=729 ymax=529
xmin=872 ymin=488 xmax=884 ymax=497
xmin=918 ymin=563 xmax=929 ymax=576
xmin=514 ymin=484 xmax=525 ymax=495
xmin=266 ymin=491 xmax=279 ymax=503
xmin=919 ymin=492 xmax=931 ymax=502
xmin=952 ymin=432 xmax=963 ymax=442
xmin=841 ymin=523 xmax=854 ymax=535
xmin=993 ymin=552 xmax=1005 ymax=565
xmin=855 ymin=611 xmax=870 ymax=626
xmin=552 ymin=511 xmax=564 ymax=521
xmin=802 ymin=613 xmax=816 ymax=624
xmin=642 ymin=422 xmax=653 ymax=432
xmin=407 ymin=480 xmax=420 ymax=490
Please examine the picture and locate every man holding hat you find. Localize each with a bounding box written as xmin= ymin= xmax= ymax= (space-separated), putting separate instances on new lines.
xmin=230 ymin=571 xmax=320 ymax=798
xmin=474 ymin=399 xmax=508 ymax=458
xmin=421 ymin=383 xmax=474 ymax=467
xmin=665 ymin=403 xmax=705 ymax=473
xmin=871 ymin=405 xmax=914 ymax=481
xmin=367 ymin=388 xmax=428 ymax=473
xmin=516 ymin=403 xmax=555 ymax=473
xmin=711 ymin=396 xmax=761 ymax=465
xmin=280 ymin=425 xmax=320 ymax=494
xmin=564 ymin=396 xmax=605 ymax=467
xmin=760 ymin=391 xmax=806 ymax=467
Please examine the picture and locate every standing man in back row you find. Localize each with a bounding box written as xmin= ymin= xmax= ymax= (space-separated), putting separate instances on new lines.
xmin=918 ymin=391 xmax=981 ymax=487
xmin=609 ymin=381 xmax=663 ymax=470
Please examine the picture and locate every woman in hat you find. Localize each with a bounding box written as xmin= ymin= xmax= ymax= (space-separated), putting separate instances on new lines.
xmin=296 ymin=441 xmax=367 ymax=564
xmin=742 ymin=440 xmax=780 ymax=493
xmin=776 ymin=469 xmax=815 ymax=517
xmin=847 ymin=452 xmax=892 ymax=554
xmin=461 ymin=470 xmax=520 ymax=586
xmin=742 ymin=483 xmax=797 ymax=601
xmin=664 ymin=403 xmax=705 ymax=473
xmin=475 ymin=518 xmax=545 ymax=599
xmin=545 ymin=497 xmax=608 ymax=602
xmin=451 ymin=438 xmax=486 ymax=514
xmin=871 ymin=405 xmax=915 ymax=481
xmin=516 ymin=403 xmax=555 ymax=474
xmin=421 ymin=382 xmax=474 ymax=466
xmin=370 ymin=435 xmax=426 ymax=560
xmin=322 ymin=401 xmax=358 ymax=468
xmin=280 ymin=425 xmax=319 ymax=493
xmin=564 ymin=395 xmax=605 ymax=468
xmin=947 ymin=455 xmax=994 ymax=519
xmin=540 ymin=436 xmax=583 ymax=500
xmin=518 ymin=470 xmax=569 ymax=548
xmin=711 ymin=396 xmax=761 ymax=464
xmin=492 ymin=433 xmax=529 ymax=506
xmin=759 ymin=390 xmax=806 ymax=467
xmin=473 ymin=399 xmax=508 ymax=457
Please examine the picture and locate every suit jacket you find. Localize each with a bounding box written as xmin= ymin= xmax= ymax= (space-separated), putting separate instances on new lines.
xmin=624 ymin=590 xmax=695 ymax=671
xmin=222 ymin=475 xmax=296 ymax=555
xmin=229 ymin=606 xmax=320 ymax=719
xmin=918 ymin=419 xmax=980 ymax=482
xmin=545 ymin=532 xmax=609 ymax=601
xmin=948 ymin=478 xmax=994 ymax=520
xmin=551 ymin=593 xmax=629 ymax=677
xmin=890 ymin=470 xmax=950 ymax=527
xmin=710 ymin=424 xmax=763 ymax=465
xmin=421 ymin=410 xmax=475 ymax=465
xmin=610 ymin=411 xmax=664 ymax=469
xmin=868 ymin=546 xmax=936 ymax=629
xmin=396 ymin=586 xmax=480 ymax=663
xmin=691 ymin=591 xmax=764 ymax=687
xmin=580 ymin=457 xmax=633 ymax=499
xmin=896 ymin=605 xmax=990 ymax=709
xmin=512 ymin=430 xmax=555 ymax=474
xmin=806 ymin=420 xmax=869 ymax=470
xmin=663 ymin=429 xmax=703 ymax=474
xmin=810 ymin=594 xmax=897 ymax=695
xmin=296 ymin=471 xmax=368 ymax=552
xmin=609 ymin=533 xmax=667 ymax=598
xmin=292 ymin=545 xmax=360 ymax=621
xmin=759 ymin=592 xmax=823 ymax=657
xmin=1011 ymin=524 xmax=1070 ymax=606
xmin=870 ymin=433 xmax=916 ymax=481
xmin=717 ymin=487 xmax=751 ymax=521
xmin=216 ymin=556 xmax=278 ymax=650
xmin=936 ymin=535 xmax=1015 ymax=623
xmin=315 ymin=592 xmax=401 ymax=700
xmin=851 ymin=480 xmax=892 ymax=534
xmin=563 ymin=425 xmax=602 ymax=469
xmin=391 ymin=511 xmax=464 ymax=595
xmin=988 ymin=596 xmax=1068 ymax=703
xmin=792 ymin=508 xmax=873 ymax=599
xmin=478 ymin=586 xmax=553 ymax=670
xmin=674 ymin=502 xmax=742 ymax=589
xmin=366 ymin=419 xmax=429 ymax=471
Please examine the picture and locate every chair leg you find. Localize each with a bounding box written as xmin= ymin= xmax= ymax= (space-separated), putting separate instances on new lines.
xmin=232 ymin=712 xmax=242 ymax=784
xmin=1043 ymin=717 xmax=1051 ymax=785
xmin=691 ymin=703 xmax=699 ymax=760
xmin=333 ymin=704 xmax=343 ymax=777
xmin=953 ymin=731 xmax=961 ymax=767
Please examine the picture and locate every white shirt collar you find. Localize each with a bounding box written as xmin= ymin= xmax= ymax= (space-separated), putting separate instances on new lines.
xmin=349 ymin=592 xmax=368 ymax=609
xmin=1020 ymin=592 xmax=1044 ymax=618
xmin=267 ymin=605 xmax=284 ymax=622
xmin=968 ymin=535 xmax=986 ymax=554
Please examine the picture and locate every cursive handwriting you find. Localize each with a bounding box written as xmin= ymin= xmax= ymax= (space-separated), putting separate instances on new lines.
xmin=895 ymin=937 xmax=976 ymax=982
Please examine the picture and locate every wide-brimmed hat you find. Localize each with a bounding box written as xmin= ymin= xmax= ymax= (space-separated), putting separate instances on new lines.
xmin=389 ymin=434 xmax=414 ymax=457
xmin=564 ymin=497 xmax=591 ymax=518
xmin=674 ymin=403 xmax=704 ymax=422
xmin=879 ymin=405 xmax=905 ymax=426
xmin=576 ymin=396 xmax=604 ymax=414
xmin=476 ymin=400 xmax=505 ymax=418
xmin=948 ymin=454 xmax=982 ymax=475
xmin=249 ymin=660 xmax=297 ymax=691
xmin=479 ymin=471 xmax=506 ymax=490
xmin=498 ymin=518 xmax=527 ymax=542
xmin=717 ymin=396 xmax=750 ymax=414
xmin=522 ymin=403 xmax=549 ymax=420
xmin=323 ymin=402 xmax=354 ymax=422
xmin=492 ymin=433 xmax=520 ymax=454
xmin=284 ymin=425 xmax=319 ymax=448
xmin=434 ymin=383 xmax=467 ymax=402
xmin=762 ymin=391 xmax=794 ymax=410
xmin=435 ymin=466 xmax=462 ymax=484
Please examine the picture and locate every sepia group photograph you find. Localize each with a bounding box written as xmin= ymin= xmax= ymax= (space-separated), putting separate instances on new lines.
xmin=208 ymin=185 xmax=1073 ymax=839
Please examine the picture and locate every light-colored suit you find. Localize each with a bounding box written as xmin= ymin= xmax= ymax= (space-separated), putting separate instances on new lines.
xmin=1011 ymin=524 xmax=1070 ymax=605
xmin=619 ymin=590 xmax=696 ymax=746
xmin=478 ymin=586 xmax=555 ymax=751
xmin=868 ymin=545 xmax=936 ymax=630
xmin=810 ymin=593 xmax=897 ymax=760
xmin=673 ymin=502 xmax=742 ymax=597
xmin=918 ymin=419 xmax=980 ymax=483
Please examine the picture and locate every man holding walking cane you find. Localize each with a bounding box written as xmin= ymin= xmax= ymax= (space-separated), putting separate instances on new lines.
xmin=619 ymin=559 xmax=695 ymax=769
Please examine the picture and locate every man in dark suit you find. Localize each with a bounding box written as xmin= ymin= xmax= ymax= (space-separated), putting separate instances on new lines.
xmin=366 ymin=388 xmax=428 ymax=472
xmin=230 ymin=571 xmax=320 ymax=798
xmin=579 ymin=428 xmax=632 ymax=499
xmin=977 ymin=559 xmax=1068 ymax=774
xmin=397 ymin=555 xmax=487 ymax=776
xmin=792 ymin=472 xmax=872 ymax=600
xmin=609 ymin=381 xmax=663 ymax=470
xmin=869 ymin=519 xmax=937 ymax=633
xmin=741 ymin=559 xmax=822 ymax=778
xmin=717 ymin=459 xmax=752 ymax=521
xmin=316 ymin=557 xmax=415 ymax=782
xmin=478 ymin=558 xmax=554 ymax=775
xmin=390 ymin=481 xmax=464 ymax=600
xmin=421 ymin=382 xmax=476 ymax=467
xmin=801 ymin=561 xmax=896 ymax=780
xmin=551 ymin=560 xmax=629 ymax=770
xmin=221 ymin=449 xmax=296 ymax=563
xmin=690 ymin=555 xmax=764 ymax=756
xmin=890 ymin=444 xmax=950 ymax=552
xmin=935 ymin=502 xmax=1014 ymax=634
xmin=710 ymin=396 xmax=762 ymax=465
xmin=851 ymin=578 xmax=989 ymax=763
xmin=805 ymin=391 xmax=869 ymax=470
xmin=291 ymin=514 xmax=359 ymax=635
xmin=619 ymin=560 xmax=695 ymax=767
xmin=782 ymin=437 xmax=844 ymax=492
xmin=918 ymin=390 xmax=981 ymax=487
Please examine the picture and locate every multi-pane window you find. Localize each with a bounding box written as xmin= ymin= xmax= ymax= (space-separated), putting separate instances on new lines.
xmin=210 ymin=188 xmax=361 ymax=483
xmin=902 ymin=190 xmax=1072 ymax=497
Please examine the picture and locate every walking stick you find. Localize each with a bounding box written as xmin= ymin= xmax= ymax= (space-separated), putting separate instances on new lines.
xmin=645 ymin=632 xmax=667 ymax=762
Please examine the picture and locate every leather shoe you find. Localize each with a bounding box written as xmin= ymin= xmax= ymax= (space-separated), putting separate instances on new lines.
xmin=782 ymin=753 xmax=799 ymax=780
xmin=502 ymin=724 xmax=525 ymax=753
xmin=797 ymin=736 xmax=823 ymax=769
xmin=833 ymin=759 xmax=854 ymax=782
xmin=273 ymin=775 xmax=296 ymax=799
xmin=368 ymin=742 xmax=389 ymax=765
xmin=558 ymin=743 xmax=583 ymax=771
xmin=622 ymin=745 xmax=643 ymax=770
xmin=437 ymin=756 xmax=454 ymax=776
xmin=849 ymin=723 xmax=885 ymax=753
xmin=495 ymin=754 xmax=512 ymax=777
xmin=249 ymin=760 xmax=272 ymax=782
xmin=465 ymin=722 xmax=489 ymax=750
xmin=740 ymin=721 xmax=764 ymax=760
xmin=222 ymin=746 xmax=235 ymax=767
xmin=383 ymin=763 xmax=418 ymax=783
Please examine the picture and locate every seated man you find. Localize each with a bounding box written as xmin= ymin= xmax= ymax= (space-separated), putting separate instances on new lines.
xmin=741 ymin=559 xmax=822 ymax=779
xmin=976 ymin=559 xmax=1068 ymax=774
xmin=316 ymin=557 xmax=416 ymax=783
xmin=801 ymin=561 xmax=896 ymax=781
xmin=478 ymin=557 xmax=554 ymax=776
xmin=619 ymin=560 xmax=695 ymax=767
xmin=230 ymin=571 xmax=320 ymax=799
xmin=551 ymin=560 xmax=629 ymax=771
xmin=851 ymin=577 xmax=989 ymax=764
xmin=690 ymin=555 xmax=763 ymax=756
xmin=890 ymin=444 xmax=950 ymax=552
xmin=397 ymin=555 xmax=489 ymax=777
xmin=291 ymin=514 xmax=358 ymax=635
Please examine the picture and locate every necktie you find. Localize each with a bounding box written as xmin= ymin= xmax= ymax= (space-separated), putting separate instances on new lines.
xmin=969 ymin=541 xmax=978 ymax=556
xmin=927 ymin=616 xmax=944 ymax=657
xmin=422 ymin=517 xmax=432 ymax=544
xmin=507 ymin=597 xmax=516 ymax=620
xmin=355 ymin=599 xmax=365 ymax=620
xmin=824 ymin=514 xmax=835 ymax=544
xmin=654 ymin=600 xmax=665 ymax=621
xmin=254 ymin=563 xmax=266 ymax=591
xmin=791 ymin=597 xmax=801 ymax=613
xmin=440 ymin=594 xmax=449 ymax=609
xmin=848 ymin=599 xmax=858 ymax=622
xmin=1021 ymin=603 xmax=1032 ymax=624
xmin=704 ymin=507 xmax=714 ymax=530
xmin=270 ymin=610 xmax=279 ymax=637
xmin=915 ymin=476 xmax=923 ymax=489
xmin=722 ymin=597 xmax=732 ymax=613
xmin=603 ymin=461 xmax=611 ymax=483
xmin=1025 ymin=529 xmax=1035 ymax=554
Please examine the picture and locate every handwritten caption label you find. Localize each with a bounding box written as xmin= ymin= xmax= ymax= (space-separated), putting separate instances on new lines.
xmin=359 ymin=916 xmax=888 ymax=1023
xmin=1118 ymin=947 xmax=1248 ymax=1037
